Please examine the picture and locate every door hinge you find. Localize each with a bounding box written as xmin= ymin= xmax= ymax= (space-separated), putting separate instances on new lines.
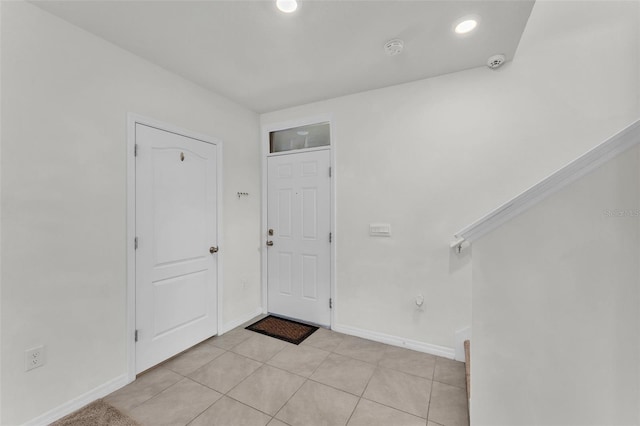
xmin=329 ymin=232 xmax=332 ymax=243
xmin=329 ymin=166 xmax=332 ymax=177
xmin=329 ymin=298 xmax=333 ymax=309
xmin=135 ymin=329 xmax=139 ymax=342
xmin=134 ymin=144 xmax=138 ymax=157
xmin=134 ymin=237 xmax=138 ymax=250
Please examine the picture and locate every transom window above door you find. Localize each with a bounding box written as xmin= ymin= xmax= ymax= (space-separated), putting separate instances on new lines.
xmin=269 ymin=122 xmax=330 ymax=153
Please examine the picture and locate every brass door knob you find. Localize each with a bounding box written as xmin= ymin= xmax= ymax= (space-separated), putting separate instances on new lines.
xmin=209 ymin=246 xmax=219 ymax=254
xmin=266 ymin=241 xmax=274 ymax=246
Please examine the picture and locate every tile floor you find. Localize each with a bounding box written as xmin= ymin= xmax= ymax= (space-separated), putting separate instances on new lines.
xmin=105 ymin=324 xmax=469 ymax=426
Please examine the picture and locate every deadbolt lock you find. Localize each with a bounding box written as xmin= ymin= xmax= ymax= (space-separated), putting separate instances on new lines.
xmin=268 ymin=229 xmax=274 ymax=236
xmin=209 ymin=246 xmax=219 ymax=254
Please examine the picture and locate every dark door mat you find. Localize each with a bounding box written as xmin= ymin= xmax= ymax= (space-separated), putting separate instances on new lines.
xmin=246 ymin=315 xmax=318 ymax=345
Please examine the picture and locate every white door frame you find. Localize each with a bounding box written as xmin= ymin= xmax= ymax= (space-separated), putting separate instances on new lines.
xmin=126 ymin=113 xmax=224 ymax=382
xmin=260 ymin=114 xmax=336 ymax=328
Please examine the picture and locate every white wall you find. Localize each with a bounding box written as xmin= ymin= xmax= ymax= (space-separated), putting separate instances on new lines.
xmin=0 ymin=2 xmax=4 ymax=423
xmin=0 ymin=2 xmax=261 ymax=425
xmin=261 ymin=1 xmax=639 ymax=352
xmin=471 ymin=145 xmax=640 ymax=425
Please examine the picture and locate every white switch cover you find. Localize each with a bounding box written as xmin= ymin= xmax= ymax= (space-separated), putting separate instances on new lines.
xmin=369 ymin=223 xmax=391 ymax=237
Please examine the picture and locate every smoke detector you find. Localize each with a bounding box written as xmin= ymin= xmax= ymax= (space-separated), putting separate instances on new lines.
xmin=384 ymin=39 xmax=404 ymax=56
xmin=487 ymin=54 xmax=506 ymax=69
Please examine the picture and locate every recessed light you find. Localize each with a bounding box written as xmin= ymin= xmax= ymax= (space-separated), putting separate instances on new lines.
xmin=276 ymin=0 xmax=297 ymax=13
xmin=455 ymin=19 xmax=478 ymax=34
xmin=297 ymin=131 xmax=309 ymax=136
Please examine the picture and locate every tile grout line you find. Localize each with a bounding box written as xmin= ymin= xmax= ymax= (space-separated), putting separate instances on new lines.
xmin=221 ymin=355 xmax=306 ymax=419
xmin=128 ymin=375 xmax=219 ymax=426
xmin=183 ymin=392 xmax=222 ymax=426
xmin=164 ymin=347 xmax=228 ymax=377
xmin=344 ymin=396 xmax=361 ymax=426
xmin=220 ymin=392 xmax=282 ymax=420
xmin=425 ymin=355 xmax=437 ymax=422
xmin=239 ymin=331 xmax=445 ymax=421
xmin=238 ymin=337 xmax=318 ymax=423
xmin=272 ymin=331 xmax=350 ymax=420
xmin=122 ymin=369 xmax=186 ymax=414
xmin=271 ymin=375 xmax=310 ymax=424
xmin=358 ymin=395 xmax=429 ymax=421
xmin=305 ymin=346 xmax=333 ymax=378
xmin=426 ymin=374 xmax=435 ymax=422
xmin=123 ymin=326 xmax=465 ymax=426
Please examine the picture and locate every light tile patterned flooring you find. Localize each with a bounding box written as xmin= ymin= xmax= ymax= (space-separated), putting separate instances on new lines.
xmin=105 ymin=324 xmax=469 ymax=426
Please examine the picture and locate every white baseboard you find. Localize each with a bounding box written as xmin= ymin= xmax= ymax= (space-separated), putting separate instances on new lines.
xmin=23 ymin=374 xmax=129 ymax=426
xmin=332 ymin=323 xmax=455 ymax=359
xmin=454 ymin=326 xmax=471 ymax=362
xmin=219 ymin=307 xmax=263 ymax=335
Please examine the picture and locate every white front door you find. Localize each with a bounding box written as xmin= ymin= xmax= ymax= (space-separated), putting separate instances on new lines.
xmin=267 ymin=149 xmax=331 ymax=327
xmin=135 ymin=123 xmax=219 ymax=373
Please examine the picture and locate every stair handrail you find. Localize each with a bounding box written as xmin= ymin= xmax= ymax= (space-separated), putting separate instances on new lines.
xmin=451 ymin=118 xmax=640 ymax=252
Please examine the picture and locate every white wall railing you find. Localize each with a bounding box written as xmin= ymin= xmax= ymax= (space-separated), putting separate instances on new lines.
xmin=451 ymin=118 xmax=640 ymax=252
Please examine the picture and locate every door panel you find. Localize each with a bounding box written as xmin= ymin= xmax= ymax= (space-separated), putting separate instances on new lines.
xmin=267 ymin=149 xmax=331 ymax=327
xmin=278 ymin=190 xmax=293 ymax=238
xmin=153 ymin=272 xmax=207 ymax=336
xmin=301 ymin=255 xmax=318 ymax=299
xmin=153 ymin=148 xmax=208 ymax=265
xmin=278 ymin=253 xmax=293 ymax=295
xmin=136 ymin=123 xmax=218 ymax=373
xmin=302 ymin=188 xmax=318 ymax=239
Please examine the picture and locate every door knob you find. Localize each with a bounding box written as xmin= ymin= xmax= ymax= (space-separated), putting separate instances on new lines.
xmin=209 ymin=246 xmax=219 ymax=254
xmin=266 ymin=241 xmax=274 ymax=246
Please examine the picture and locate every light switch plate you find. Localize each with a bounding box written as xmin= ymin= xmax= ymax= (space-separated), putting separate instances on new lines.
xmin=369 ymin=223 xmax=391 ymax=237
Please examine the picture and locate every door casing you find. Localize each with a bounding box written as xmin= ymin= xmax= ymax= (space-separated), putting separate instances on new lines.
xmin=261 ymin=114 xmax=336 ymax=328
xmin=126 ymin=113 xmax=223 ymax=382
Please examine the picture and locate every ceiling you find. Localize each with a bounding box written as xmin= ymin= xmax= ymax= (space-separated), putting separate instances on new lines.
xmin=33 ymin=0 xmax=535 ymax=113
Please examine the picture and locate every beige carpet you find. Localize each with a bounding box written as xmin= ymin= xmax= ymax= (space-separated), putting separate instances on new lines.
xmin=50 ymin=399 xmax=140 ymax=426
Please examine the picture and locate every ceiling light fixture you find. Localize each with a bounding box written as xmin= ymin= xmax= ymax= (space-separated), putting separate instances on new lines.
xmin=454 ymin=19 xmax=478 ymax=34
xmin=276 ymin=0 xmax=298 ymax=13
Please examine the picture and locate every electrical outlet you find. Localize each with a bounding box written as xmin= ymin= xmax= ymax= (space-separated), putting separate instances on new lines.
xmin=25 ymin=345 xmax=46 ymax=371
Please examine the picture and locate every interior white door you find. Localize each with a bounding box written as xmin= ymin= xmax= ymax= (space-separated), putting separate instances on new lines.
xmin=267 ymin=149 xmax=331 ymax=327
xmin=135 ymin=123 xmax=218 ymax=373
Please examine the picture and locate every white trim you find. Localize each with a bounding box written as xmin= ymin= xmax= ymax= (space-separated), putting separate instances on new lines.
xmin=454 ymin=118 xmax=640 ymax=244
xmin=260 ymin=114 xmax=336 ymax=328
xmin=0 ymin=8 xmax=3 ymax=419
xmin=216 ymin=141 xmax=224 ymax=351
xmin=454 ymin=326 xmax=471 ymax=362
xmin=126 ymin=115 xmax=136 ymax=382
xmin=332 ymin=323 xmax=456 ymax=360
xmin=219 ymin=307 xmax=264 ymax=335
xmin=329 ymin=119 xmax=337 ymax=329
xmin=126 ymin=113 xmax=224 ymax=380
xmin=22 ymin=374 xmax=128 ymax=426
xmin=267 ymin=145 xmax=330 ymax=158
